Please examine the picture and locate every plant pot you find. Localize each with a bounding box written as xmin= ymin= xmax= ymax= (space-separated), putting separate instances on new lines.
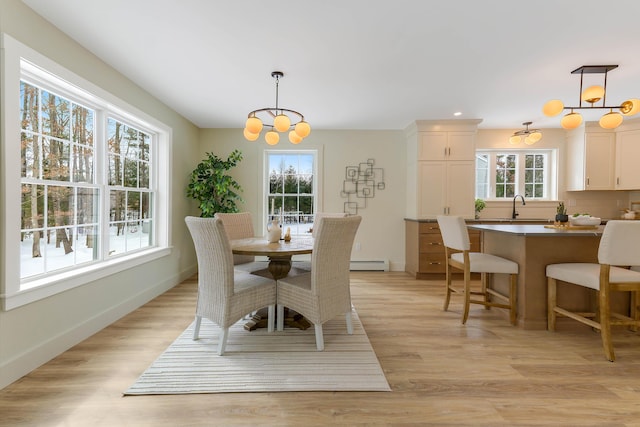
xmin=555 ymin=214 xmax=569 ymax=223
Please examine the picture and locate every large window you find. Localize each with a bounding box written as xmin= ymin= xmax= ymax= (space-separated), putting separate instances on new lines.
xmin=20 ymin=81 xmax=156 ymax=280
xmin=2 ymin=35 xmax=170 ymax=309
xmin=476 ymin=150 xmax=555 ymax=200
xmin=20 ymin=82 xmax=100 ymax=278
xmin=265 ymin=151 xmax=317 ymax=236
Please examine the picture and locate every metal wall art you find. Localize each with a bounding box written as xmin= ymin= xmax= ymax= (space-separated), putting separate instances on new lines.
xmin=341 ymin=158 xmax=385 ymax=214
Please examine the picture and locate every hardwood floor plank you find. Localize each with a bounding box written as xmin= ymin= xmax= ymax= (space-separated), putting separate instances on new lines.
xmin=2 ymin=272 xmax=640 ymax=426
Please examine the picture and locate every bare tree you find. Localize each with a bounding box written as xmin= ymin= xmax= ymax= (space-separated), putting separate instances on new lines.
xmin=21 ymin=84 xmax=42 ymax=257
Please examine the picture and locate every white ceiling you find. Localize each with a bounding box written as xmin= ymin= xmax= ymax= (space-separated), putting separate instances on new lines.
xmin=20 ymin=0 xmax=640 ymax=131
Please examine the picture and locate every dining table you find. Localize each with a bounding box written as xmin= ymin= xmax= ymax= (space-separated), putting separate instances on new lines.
xmin=230 ymin=236 xmax=314 ymax=330
xmin=230 ymin=237 xmax=314 ymax=280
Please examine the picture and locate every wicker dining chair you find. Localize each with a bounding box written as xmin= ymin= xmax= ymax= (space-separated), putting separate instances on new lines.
xmin=294 ymin=212 xmax=348 ymax=272
xmin=547 ymin=220 xmax=640 ymax=361
xmin=437 ymin=215 xmax=519 ymax=325
xmin=276 ymin=215 xmax=362 ymax=350
xmin=214 ymin=212 xmax=266 ymax=273
xmin=185 ymin=216 xmax=277 ymax=355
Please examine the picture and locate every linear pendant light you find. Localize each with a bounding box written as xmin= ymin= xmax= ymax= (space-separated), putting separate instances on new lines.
xmin=543 ymin=65 xmax=640 ymax=130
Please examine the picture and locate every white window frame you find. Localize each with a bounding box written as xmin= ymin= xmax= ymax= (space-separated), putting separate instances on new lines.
xmin=263 ymin=149 xmax=320 ymax=237
xmin=1 ymin=34 xmax=172 ymax=310
xmin=475 ymin=149 xmax=557 ymax=201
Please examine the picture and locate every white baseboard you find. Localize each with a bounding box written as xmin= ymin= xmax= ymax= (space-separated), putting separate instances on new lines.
xmin=350 ymin=260 xmax=389 ymax=271
xmin=0 ymin=264 xmax=196 ymax=390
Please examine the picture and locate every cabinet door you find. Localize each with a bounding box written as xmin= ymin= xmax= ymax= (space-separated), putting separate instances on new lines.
xmin=418 ymin=161 xmax=475 ymax=218
xmin=418 ymin=132 xmax=447 ymax=160
xmin=447 ymin=132 xmax=476 ymax=161
xmin=418 ymin=161 xmax=446 ymax=217
xmin=585 ymin=133 xmax=615 ymax=190
xmin=616 ymin=130 xmax=640 ymax=190
xmin=446 ymin=161 xmax=475 ymax=218
xmin=418 ymin=131 xmax=475 ymax=161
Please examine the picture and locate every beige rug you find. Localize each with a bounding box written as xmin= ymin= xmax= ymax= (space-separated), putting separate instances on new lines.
xmin=125 ymin=308 xmax=390 ymax=394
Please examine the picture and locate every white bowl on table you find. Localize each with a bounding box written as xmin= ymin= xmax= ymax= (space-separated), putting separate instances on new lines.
xmin=569 ymin=216 xmax=601 ymax=226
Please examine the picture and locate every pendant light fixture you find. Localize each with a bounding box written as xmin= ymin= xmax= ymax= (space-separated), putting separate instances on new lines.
xmin=509 ymin=121 xmax=542 ymax=145
xmin=243 ymin=71 xmax=311 ymax=145
xmin=543 ymin=65 xmax=640 ymax=130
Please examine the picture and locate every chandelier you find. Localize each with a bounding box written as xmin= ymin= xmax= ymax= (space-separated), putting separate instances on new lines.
xmin=243 ymin=71 xmax=311 ymax=145
xmin=509 ymin=121 xmax=542 ymax=145
xmin=543 ymin=65 xmax=640 ymax=130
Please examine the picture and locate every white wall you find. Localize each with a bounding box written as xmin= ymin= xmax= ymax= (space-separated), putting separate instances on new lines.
xmin=198 ymin=128 xmax=407 ymax=271
xmin=0 ymin=0 xmax=200 ymax=389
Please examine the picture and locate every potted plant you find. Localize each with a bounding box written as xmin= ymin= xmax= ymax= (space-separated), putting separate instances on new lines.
xmin=186 ymin=150 xmax=244 ymax=217
xmin=474 ymin=198 xmax=486 ymax=219
xmin=555 ymin=202 xmax=568 ymax=223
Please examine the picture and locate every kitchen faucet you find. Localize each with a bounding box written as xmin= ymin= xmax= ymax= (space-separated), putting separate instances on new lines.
xmin=512 ymin=195 xmax=526 ymax=219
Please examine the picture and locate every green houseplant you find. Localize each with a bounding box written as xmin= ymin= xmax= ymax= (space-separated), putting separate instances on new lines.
xmin=555 ymin=202 xmax=568 ymax=223
xmin=474 ymin=198 xmax=486 ymax=219
xmin=186 ymin=150 xmax=244 ymax=217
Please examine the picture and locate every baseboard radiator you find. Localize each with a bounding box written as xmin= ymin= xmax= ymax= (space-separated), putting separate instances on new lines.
xmin=349 ymin=260 xmax=389 ymax=272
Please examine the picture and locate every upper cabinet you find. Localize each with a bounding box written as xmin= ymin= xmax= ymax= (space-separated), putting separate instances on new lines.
xmin=405 ymin=120 xmax=482 ymax=219
xmin=418 ymin=131 xmax=476 ymax=161
xmin=566 ymin=125 xmax=615 ymax=191
xmin=565 ymin=120 xmax=640 ymax=191
xmin=615 ymin=129 xmax=640 ymax=190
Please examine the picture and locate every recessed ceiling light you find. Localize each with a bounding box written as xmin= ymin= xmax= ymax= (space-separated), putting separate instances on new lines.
xmin=453 ymin=112 xmax=462 ymax=116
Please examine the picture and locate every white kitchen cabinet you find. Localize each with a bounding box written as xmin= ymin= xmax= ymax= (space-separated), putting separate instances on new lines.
xmin=418 ymin=160 xmax=475 ymax=218
xmin=405 ymin=120 xmax=481 ymax=219
xmin=566 ymin=126 xmax=615 ymax=191
xmin=419 ymin=131 xmax=476 ymax=161
xmin=615 ymin=129 xmax=640 ymax=190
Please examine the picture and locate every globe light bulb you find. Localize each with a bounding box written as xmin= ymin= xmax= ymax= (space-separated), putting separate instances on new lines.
xmin=243 ymin=128 xmax=259 ymax=141
xmin=509 ymin=135 xmax=521 ymax=145
xmin=265 ymin=130 xmax=279 ymax=145
xmin=621 ymin=98 xmax=640 ymax=116
xmin=528 ymin=131 xmax=542 ymax=143
xmin=274 ymin=113 xmax=291 ymax=132
xmin=245 ymin=116 xmax=263 ymax=134
xmin=581 ymin=85 xmax=605 ymax=104
xmin=561 ymin=112 xmax=583 ymax=130
xmin=599 ymin=111 xmax=623 ymax=129
xmin=288 ymin=130 xmax=302 ymax=144
xmin=294 ymin=120 xmax=311 ymax=138
xmin=543 ymin=100 xmax=564 ymax=117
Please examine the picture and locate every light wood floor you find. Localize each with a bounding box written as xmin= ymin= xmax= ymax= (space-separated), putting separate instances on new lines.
xmin=2 ymin=272 xmax=640 ymax=426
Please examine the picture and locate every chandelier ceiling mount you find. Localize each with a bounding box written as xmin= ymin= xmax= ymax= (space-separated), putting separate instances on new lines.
xmin=510 ymin=121 xmax=542 ymax=145
xmin=243 ymin=71 xmax=311 ymax=145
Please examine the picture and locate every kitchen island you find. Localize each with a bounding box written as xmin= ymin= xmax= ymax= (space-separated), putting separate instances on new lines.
xmin=467 ymin=224 xmax=626 ymax=330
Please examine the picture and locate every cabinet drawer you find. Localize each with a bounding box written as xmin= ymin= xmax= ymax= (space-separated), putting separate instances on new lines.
xmin=419 ymin=234 xmax=444 ymax=252
xmin=469 ymin=230 xmax=480 ymax=252
xmin=419 ymin=253 xmax=446 ymax=273
xmin=419 ymin=222 xmax=440 ymax=233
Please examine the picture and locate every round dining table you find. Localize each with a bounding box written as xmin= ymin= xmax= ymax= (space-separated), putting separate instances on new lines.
xmin=230 ymin=237 xmax=314 ymax=331
xmin=230 ymin=237 xmax=314 ymax=280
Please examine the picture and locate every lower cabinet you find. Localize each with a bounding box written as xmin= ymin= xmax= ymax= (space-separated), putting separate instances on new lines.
xmin=405 ymin=220 xmax=479 ymax=280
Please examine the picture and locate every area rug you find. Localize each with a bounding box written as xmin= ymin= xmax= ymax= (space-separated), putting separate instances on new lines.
xmin=124 ymin=308 xmax=390 ymax=394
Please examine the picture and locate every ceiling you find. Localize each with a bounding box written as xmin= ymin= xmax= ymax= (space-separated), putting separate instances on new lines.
xmin=21 ymin=0 xmax=640 ymax=131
